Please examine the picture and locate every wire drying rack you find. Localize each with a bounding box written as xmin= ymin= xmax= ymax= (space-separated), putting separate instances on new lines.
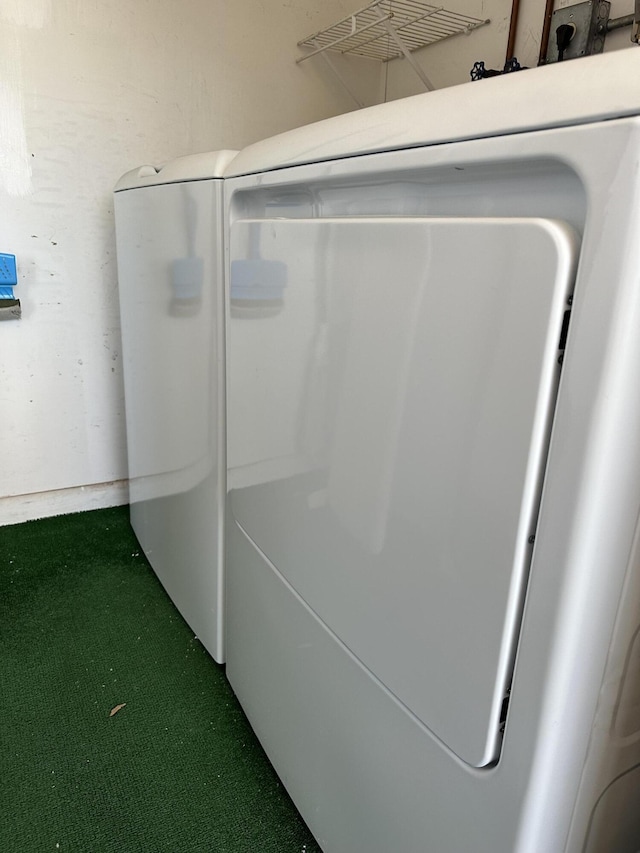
xmin=298 ymin=0 xmax=489 ymax=61
xmin=297 ymin=0 xmax=490 ymax=103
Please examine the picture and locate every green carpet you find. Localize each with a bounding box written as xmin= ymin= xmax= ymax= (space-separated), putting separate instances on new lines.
xmin=0 ymin=506 xmax=321 ymax=853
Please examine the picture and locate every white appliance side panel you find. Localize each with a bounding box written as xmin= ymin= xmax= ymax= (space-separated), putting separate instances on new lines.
xmin=225 ymin=514 xmax=518 ymax=853
xmin=228 ymin=216 xmax=577 ymax=767
xmin=114 ymin=179 xmax=225 ymax=661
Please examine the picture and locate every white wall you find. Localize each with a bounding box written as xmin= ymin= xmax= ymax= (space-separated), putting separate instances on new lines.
xmin=0 ymin=0 xmax=380 ymax=524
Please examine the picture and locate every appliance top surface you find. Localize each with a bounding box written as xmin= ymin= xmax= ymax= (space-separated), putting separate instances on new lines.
xmin=227 ymin=50 xmax=640 ymax=177
xmin=114 ymin=149 xmax=238 ymax=192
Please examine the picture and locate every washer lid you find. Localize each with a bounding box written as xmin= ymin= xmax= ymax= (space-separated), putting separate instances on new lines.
xmin=114 ymin=149 xmax=238 ymax=192
xmin=226 ymin=50 xmax=640 ymax=177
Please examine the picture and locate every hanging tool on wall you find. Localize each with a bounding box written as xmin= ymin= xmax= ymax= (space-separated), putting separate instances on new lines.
xmin=0 ymin=253 xmax=21 ymax=321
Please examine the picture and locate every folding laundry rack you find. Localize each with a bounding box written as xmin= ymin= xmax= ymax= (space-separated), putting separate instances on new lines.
xmin=297 ymin=0 xmax=490 ymax=104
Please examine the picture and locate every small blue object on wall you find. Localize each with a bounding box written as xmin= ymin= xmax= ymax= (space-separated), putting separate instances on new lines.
xmin=0 ymin=253 xmax=21 ymax=320
xmin=0 ymin=252 xmax=18 ymax=289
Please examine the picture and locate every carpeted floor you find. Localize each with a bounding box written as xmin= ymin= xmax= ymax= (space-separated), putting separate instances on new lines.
xmin=0 ymin=506 xmax=321 ymax=853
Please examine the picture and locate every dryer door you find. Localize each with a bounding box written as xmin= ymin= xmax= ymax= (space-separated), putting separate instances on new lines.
xmin=227 ymin=216 xmax=578 ymax=767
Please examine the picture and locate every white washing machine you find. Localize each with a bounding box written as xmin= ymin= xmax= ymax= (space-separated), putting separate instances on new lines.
xmin=114 ymin=150 xmax=236 ymax=662
xmin=224 ymin=51 xmax=640 ymax=851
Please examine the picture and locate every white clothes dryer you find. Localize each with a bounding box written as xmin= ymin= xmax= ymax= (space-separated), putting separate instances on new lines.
xmin=223 ymin=51 xmax=640 ymax=852
xmin=114 ymin=150 xmax=236 ymax=662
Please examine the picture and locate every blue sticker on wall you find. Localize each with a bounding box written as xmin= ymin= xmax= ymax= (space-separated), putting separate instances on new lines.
xmin=0 ymin=253 xmax=18 ymax=299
